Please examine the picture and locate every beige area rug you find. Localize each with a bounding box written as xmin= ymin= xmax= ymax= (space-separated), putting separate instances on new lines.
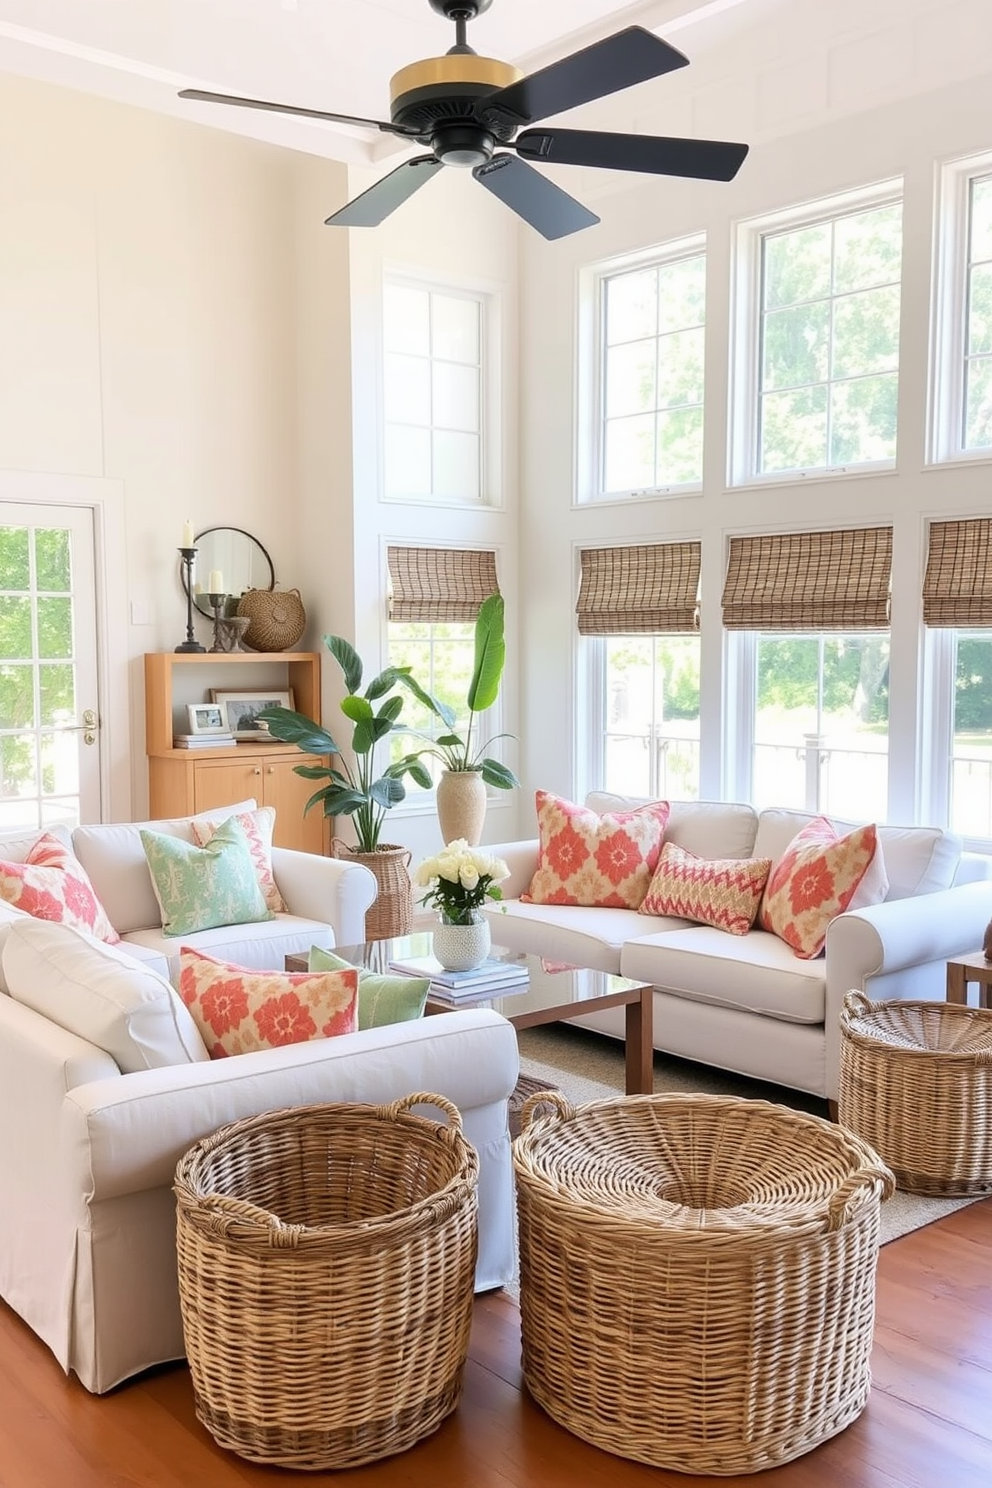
xmin=514 ymin=1023 xmax=984 ymax=1248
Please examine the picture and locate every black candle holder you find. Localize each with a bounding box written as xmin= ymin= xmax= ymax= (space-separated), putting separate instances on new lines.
xmin=207 ymin=592 xmax=229 ymax=653
xmin=176 ymin=547 xmax=206 ymax=653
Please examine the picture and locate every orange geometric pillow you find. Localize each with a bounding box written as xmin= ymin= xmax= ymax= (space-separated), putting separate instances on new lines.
xmin=178 ymin=947 xmax=358 ymax=1058
xmin=639 ymin=844 xmax=773 ymax=935
xmin=759 ymin=817 xmax=888 ymax=959
xmin=522 ymin=791 xmax=670 ymax=909
xmin=0 ymin=833 xmax=120 ymax=944
xmin=190 ymin=806 xmax=286 ymax=913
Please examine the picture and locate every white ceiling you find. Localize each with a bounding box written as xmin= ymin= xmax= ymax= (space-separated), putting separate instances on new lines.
xmin=0 ymin=0 xmax=766 ymax=165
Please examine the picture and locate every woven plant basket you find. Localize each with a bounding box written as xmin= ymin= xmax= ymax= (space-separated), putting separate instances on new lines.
xmin=333 ymin=839 xmax=412 ymax=941
xmin=235 ymin=587 xmax=306 ymax=652
xmin=839 ymin=990 xmax=992 ymax=1195
xmin=174 ymin=1094 xmax=479 ymax=1471
xmin=513 ymin=1091 xmax=893 ymax=1476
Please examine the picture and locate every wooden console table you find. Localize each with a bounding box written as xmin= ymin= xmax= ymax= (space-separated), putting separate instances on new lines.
xmin=945 ymin=952 xmax=992 ymax=1010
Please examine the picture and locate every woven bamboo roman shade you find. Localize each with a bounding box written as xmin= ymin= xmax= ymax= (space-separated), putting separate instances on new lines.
xmin=922 ymin=518 xmax=992 ymax=627
xmin=722 ymin=527 xmax=892 ymax=631
xmin=576 ymin=542 xmax=701 ymax=635
xmin=387 ymin=546 xmax=499 ymax=622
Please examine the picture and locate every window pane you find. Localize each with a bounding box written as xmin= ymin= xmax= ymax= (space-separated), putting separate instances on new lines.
xmin=383 ymin=284 xmax=429 ymax=354
xmin=40 ymin=730 xmax=79 ymax=798
xmin=0 ymin=734 xmax=37 ymax=802
xmin=657 ymin=326 xmax=704 ymax=408
xmin=605 ymin=268 xmax=657 ymax=345
xmin=389 ymin=620 xmax=482 ymax=793
xmin=0 ymin=528 xmax=29 ymax=591
xmin=384 ymin=353 xmax=430 ymax=424
xmin=763 ymin=224 xmax=831 ymax=310
xmin=761 ymin=301 xmax=830 ymax=390
xmin=951 ymin=633 xmax=992 ymax=837
xmin=604 ymin=635 xmax=700 ymax=800
xmin=759 ymin=385 xmax=828 ymax=472
xmin=658 ymin=256 xmax=705 ymax=333
xmin=0 ymin=597 xmax=32 ymax=659
xmin=605 ymin=341 xmax=656 ymax=417
xmin=965 ymin=356 xmax=992 ymax=449
xmin=432 ymin=431 xmax=480 ymax=499
xmin=656 ymin=406 xmax=703 ymax=484
xmin=37 ymin=597 xmax=73 ymax=660
xmin=604 ymin=414 xmax=655 ymax=491
xmin=833 ymin=205 xmax=903 ymax=294
xmin=830 ymin=374 xmax=898 ymax=464
xmin=384 ymin=425 xmax=431 ymax=498
xmin=970 ymin=177 xmax=992 ymax=262
xmin=0 ymin=664 xmax=34 ymax=729
xmin=39 ymin=663 xmax=75 ymax=726
xmin=967 ymin=262 xmax=992 ymax=356
xmin=34 ymin=529 xmax=71 ymax=592
xmin=432 ymin=362 xmax=479 ymax=432
xmin=832 ymin=285 xmax=901 ymax=378
xmin=431 ymin=294 xmax=479 ymax=363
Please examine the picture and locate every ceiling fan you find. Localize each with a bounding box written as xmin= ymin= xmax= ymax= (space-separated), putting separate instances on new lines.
xmin=179 ymin=0 xmax=749 ymax=241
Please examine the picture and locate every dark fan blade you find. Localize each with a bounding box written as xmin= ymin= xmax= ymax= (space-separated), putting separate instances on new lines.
xmin=481 ymin=27 xmax=688 ymax=128
xmin=325 ymin=156 xmax=443 ymax=228
xmin=178 ymin=88 xmax=414 ymax=137
xmin=472 ymin=154 xmax=598 ymax=241
xmin=515 ymin=128 xmax=749 ymax=182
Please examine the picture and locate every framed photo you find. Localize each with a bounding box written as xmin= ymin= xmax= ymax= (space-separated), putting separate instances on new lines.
xmin=186 ymin=702 xmax=228 ymax=736
xmin=210 ymin=688 xmax=294 ymax=740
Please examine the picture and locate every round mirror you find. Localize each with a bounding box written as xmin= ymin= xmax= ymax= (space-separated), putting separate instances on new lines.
xmin=182 ymin=528 xmax=275 ymax=617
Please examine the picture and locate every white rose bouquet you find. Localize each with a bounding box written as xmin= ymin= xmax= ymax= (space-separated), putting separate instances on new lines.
xmin=413 ymin=838 xmax=510 ymax=925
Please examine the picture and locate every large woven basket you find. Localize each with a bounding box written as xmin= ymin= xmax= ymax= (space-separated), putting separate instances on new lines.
xmin=236 ymin=586 xmax=306 ymax=651
xmin=334 ymin=839 xmax=413 ymax=941
xmin=174 ymin=1094 xmax=479 ymax=1470
xmin=839 ymin=989 xmax=992 ymax=1195
xmin=514 ymin=1091 xmax=893 ymax=1476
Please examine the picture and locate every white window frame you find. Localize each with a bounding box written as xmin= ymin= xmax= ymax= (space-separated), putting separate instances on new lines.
xmin=929 ymin=149 xmax=992 ymax=466
xmin=576 ymin=233 xmax=706 ymax=505
xmin=921 ymin=626 xmax=992 ymax=850
xmin=379 ymin=269 xmax=502 ymax=507
xmin=729 ymin=177 xmax=904 ymax=488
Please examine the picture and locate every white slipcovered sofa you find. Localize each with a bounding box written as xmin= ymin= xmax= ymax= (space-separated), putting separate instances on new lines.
xmin=483 ymin=794 xmax=992 ymax=1104
xmin=0 ymin=810 xmax=520 ymax=1394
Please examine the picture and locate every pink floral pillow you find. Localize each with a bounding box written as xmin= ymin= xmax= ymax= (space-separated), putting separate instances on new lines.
xmin=0 ymin=833 xmax=120 ymax=944
xmin=178 ymin=947 xmax=358 ymax=1058
xmin=522 ymin=791 xmax=670 ymax=909
xmin=759 ymin=817 xmax=888 ymax=959
xmin=190 ymin=807 xmax=286 ymax=913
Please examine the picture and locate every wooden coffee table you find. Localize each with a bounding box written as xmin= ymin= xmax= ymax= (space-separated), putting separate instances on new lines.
xmin=287 ymin=933 xmax=655 ymax=1095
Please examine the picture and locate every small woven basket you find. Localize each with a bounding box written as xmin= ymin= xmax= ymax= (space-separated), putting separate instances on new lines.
xmin=839 ymin=989 xmax=992 ymax=1195
xmin=236 ymin=587 xmax=306 ymax=651
xmin=334 ymin=839 xmax=413 ymax=941
xmin=174 ymin=1095 xmax=479 ymax=1470
xmin=514 ymin=1091 xmax=893 ymax=1475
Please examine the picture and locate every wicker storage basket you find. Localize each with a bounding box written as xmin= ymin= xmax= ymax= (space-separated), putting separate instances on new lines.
xmin=333 ymin=839 xmax=413 ymax=941
xmin=236 ymin=587 xmax=306 ymax=651
xmin=174 ymin=1094 xmax=479 ymax=1471
xmin=839 ymin=989 xmax=992 ymax=1195
xmin=513 ymin=1091 xmax=893 ymax=1476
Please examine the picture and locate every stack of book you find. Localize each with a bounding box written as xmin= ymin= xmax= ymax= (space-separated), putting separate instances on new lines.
xmin=388 ymin=953 xmax=530 ymax=1002
xmin=172 ymin=732 xmax=236 ymax=749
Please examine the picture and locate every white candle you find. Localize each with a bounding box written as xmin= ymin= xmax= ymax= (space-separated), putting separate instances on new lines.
xmin=208 ymin=570 xmax=224 ymax=594
xmin=181 ymin=519 xmax=195 ymax=548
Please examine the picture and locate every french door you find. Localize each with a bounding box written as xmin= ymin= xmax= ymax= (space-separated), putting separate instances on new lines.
xmin=0 ymin=503 xmax=102 ymax=830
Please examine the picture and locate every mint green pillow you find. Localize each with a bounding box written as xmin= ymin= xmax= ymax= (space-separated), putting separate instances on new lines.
xmin=140 ymin=817 xmax=273 ymax=938
xmin=309 ymin=945 xmax=429 ymax=1031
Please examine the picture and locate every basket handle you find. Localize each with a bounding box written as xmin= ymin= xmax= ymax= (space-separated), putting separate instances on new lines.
xmin=519 ymin=1088 xmax=575 ymax=1133
xmin=177 ymin=1190 xmax=309 ymax=1247
xmin=841 ymin=989 xmax=874 ymax=1025
xmin=386 ymin=1091 xmax=463 ymax=1130
xmin=824 ymin=1162 xmax=896 ymax=1231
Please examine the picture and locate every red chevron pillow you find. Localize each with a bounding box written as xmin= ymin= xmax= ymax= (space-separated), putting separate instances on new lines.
xmin=639 ymin=843 xmax=773 ymax=935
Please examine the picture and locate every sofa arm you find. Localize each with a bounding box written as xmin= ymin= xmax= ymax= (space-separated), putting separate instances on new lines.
xmin=271 ymin=846 xmax=377 ymax=945
xmin=485 ymin=838 xmax=539 ymax=899
xmin=824 ymin=879 xmax=992 ymax=1098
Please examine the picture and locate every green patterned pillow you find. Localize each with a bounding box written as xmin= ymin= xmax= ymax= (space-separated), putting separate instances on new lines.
xmin=140 ymin=817 xmax=274 ymax=938
xmin=309 ymin=945 xmax=430 ymax=1030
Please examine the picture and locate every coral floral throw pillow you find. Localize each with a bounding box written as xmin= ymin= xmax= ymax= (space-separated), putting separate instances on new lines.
xmin=759 ymin=817 xmax=888 ymax=959
xmin=178 ymin=947 xmax=358 ymax=1058
xmin=523 ymin=790 xmax=670 ymax=909
xmin=0 ymin=832 xmax=120 ymax=944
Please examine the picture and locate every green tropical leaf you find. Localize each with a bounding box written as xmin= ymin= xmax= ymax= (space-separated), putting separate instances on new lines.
xmin=467 ymin=593 xmax=506 ymax=713
xmin=394 ymin=670 xmax=456 ymax=727
xmin=371 ymin=776 xmax=406 ymax=808
xmin=377 ymin=694 xmax=404 ymax=725
xmin=293 ymin=764 xmax=335 ymax=780
xmin=257 ymin=707 xmax=339 ymax=755
xmin=324 ymin=633 xmax=362 ymax=695
xmin=340 ymin=695 xmax=373 ymax=723
xmin=365 ymin=665 xmax=410 ymax=701
xmin=479 ymin=758 xmax=519 ymax=789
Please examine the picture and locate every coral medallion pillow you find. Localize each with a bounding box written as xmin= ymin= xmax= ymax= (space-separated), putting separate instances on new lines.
xmin=178 ymin=947 xmax=359 ymax=1058
xmin=0 ymin=832 xmax=120 ymax=944
xmin=759 ymin=817 xmax=889 ymax=959
xmin=523 ymin=791 xmax=670 ymax=909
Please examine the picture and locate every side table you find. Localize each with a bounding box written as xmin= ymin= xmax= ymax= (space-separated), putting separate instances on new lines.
xmin=945 ymin=952 xmax=992 ymax=1009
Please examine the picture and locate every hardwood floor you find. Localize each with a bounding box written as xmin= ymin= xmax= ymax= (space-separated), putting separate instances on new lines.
xmin=1 ymin=1199 xmax=990 ymax=1487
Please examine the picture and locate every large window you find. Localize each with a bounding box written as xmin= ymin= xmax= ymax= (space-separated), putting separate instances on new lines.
xmin=382 ymin=279 xmax=486 ymax=502
xmin=932 ymin=153 xmax=992 ymax=463
xmin=733 ymin=183 xmax=903 ymax=481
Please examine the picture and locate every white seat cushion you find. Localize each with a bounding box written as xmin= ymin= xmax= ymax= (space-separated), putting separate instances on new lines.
xmin=485 ymin=900 xmax=688 ymax=975
xmin=122 ymin=913 xmax=335 ymax=983
xmin=620 ymin=925 xmax=827 ymax=1025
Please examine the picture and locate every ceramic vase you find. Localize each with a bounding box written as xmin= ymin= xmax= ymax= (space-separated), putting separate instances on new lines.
xmin=433 ymin=910 xmax=491 ymax=972
xmin=436 ymin=769 xmax=487 ymax=847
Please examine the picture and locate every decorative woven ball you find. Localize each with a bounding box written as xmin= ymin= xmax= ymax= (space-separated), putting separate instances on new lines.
xmin=236 ymin=587 xmax=306 ymax=652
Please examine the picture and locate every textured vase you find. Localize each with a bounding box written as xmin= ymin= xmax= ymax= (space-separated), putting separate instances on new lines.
xmin=433 ymin=911 xmax=491 ymax=972
xmin=436 ymin=770 xmax=487 ymax=848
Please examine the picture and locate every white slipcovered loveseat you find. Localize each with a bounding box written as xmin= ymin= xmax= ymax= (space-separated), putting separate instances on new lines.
xmin=0 ymin=809 xmax=520 ymax=1393
xmin=483 ymin=794 xmax=992 ymax=1104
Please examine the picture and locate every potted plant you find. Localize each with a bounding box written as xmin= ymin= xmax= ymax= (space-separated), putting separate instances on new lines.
xmin=392 ymin=593 xmax=519 ymax=845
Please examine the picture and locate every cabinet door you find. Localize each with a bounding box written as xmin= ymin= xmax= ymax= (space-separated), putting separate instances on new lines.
xmin=192 ymin=759 xmax=265 ymax=813
xmin=260 ymin=754 xmax=328 ymax=854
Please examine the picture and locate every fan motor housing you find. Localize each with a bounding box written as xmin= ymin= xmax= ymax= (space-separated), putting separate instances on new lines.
xmin=389 ymin=53 xmax=522 ymax=145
